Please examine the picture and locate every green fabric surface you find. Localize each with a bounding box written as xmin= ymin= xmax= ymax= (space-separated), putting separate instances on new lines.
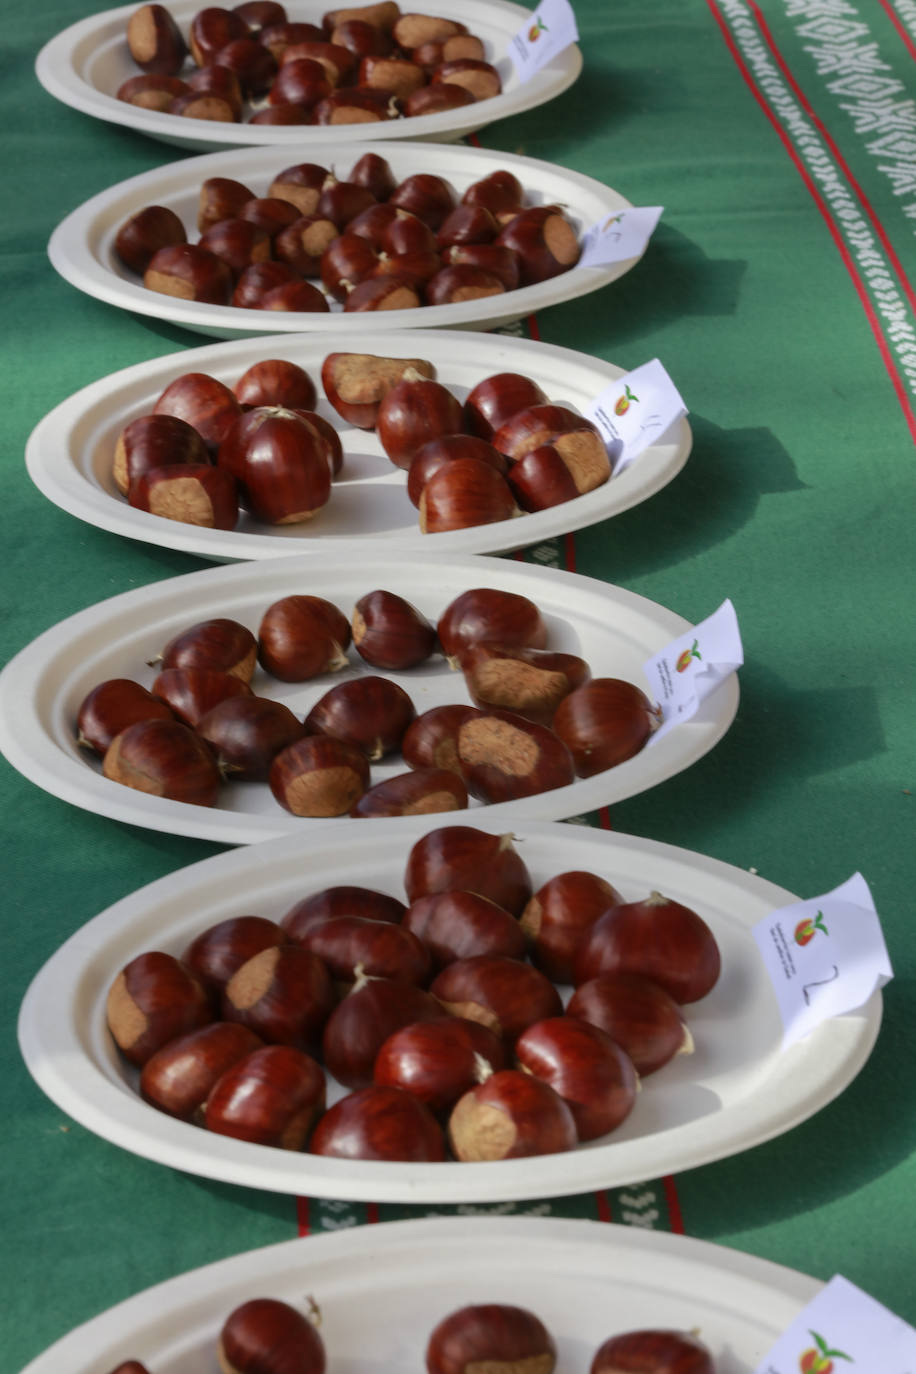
xmin=2 ymin=0 xmax=915 ymax=1368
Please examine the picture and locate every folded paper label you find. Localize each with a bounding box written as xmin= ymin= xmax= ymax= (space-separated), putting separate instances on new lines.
xmin=752 ymin=872 xmax=892 ymax=1048
xmin=510 ymin=0 xmax=579 ymax=79
xmin=754 ymin=1273 xmax=915 ymax=1372
xmin=585 ymin=357 xmax=687 ymax=474
xmin=578 ymin=206 xmax=664 ymax=270
xmin=644 ymin=599 xmax=742 ymax=741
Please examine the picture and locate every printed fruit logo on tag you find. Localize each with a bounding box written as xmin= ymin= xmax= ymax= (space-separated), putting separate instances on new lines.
xmin=614 ymin=384 xmax=638 ymax=416
xmin=794 ymin=912 xmax=829 ymax=946
xmin=799 ymin=1330 xmax=852 ymax=1372
xmin=528 ymin=17 xmax=547 ymax=40
xmin=675 ymin=639 xmax=701 ymax=673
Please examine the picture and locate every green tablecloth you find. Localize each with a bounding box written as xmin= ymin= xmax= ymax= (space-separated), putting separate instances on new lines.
xmin=3 ymin=0 xmax=915 ymax=1367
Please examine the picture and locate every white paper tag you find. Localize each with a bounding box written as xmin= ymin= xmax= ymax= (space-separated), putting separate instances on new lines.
xmin=644 ymin=599 xmax=742 ymax=741
xmin=752 ymin=873 xmax=892 ymax=1048
xmin=754 ymin=1274 xmax=916 ymax=1372
xmin=509 ymin=0 xmax=579 ymax=80
xmin=584 ymin=358 xmax=687 ymax=475
xmin=577 ymin=206 xmax=664 ymax=269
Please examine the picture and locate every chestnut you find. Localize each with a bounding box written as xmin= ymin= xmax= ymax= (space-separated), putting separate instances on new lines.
xmin=269 ymin=56 xmax=333 ymax=108
xmin=249 ymin=102 xmax=312 ymax=125
xmin=310 ymin=1084 xmax=446 ymax=1160
xmin=222 ymin=943 xmax=335 ymax=1049
xmin=491 ymin=404 xmax=601 ymax=463
xmin=150 ymin=666 xmax=252 ymax=727
xmin=267 ymin=162 xmax=329 ymax=217
xmin=435 ymin=204 xmax=499 ymax=248
xmin=280 ymin=885 xmax=405 ymax=939
xmin=321 ymin=973 xmax=443 ymax=1087
xmin=418 ymin=458 xmax=518 ymax=533
xmin=573 ymin=892 xmax=722 ymax=1004
xmin=359 ymin=54 xmax=425 ymax=99
xmin=211 ymin=37 xmax=278 ymax=94
xmin=401 ymin=705 xmax=482 ymax=774
xmin=520 ymin=871 xmax=623 ymax=983
xmin=352 ymin=590 xmax=436 ymax=669
xmin=139 ymin=1021 xmax=264 ymax=1120
xmin=154 ymin=372 xmax=243 ymax=454
xmin=103 ymin=718 xmax=222 ymax=807
xmin=332 ymin=18 xmax=390 ymax=57
xmin=114 ymin=205 xmax=186 ymax=274
xmin=279 ymin=39 xmax=357 ymax=84
xmin=219 ymin=1298 xmax=326 ymax=1374
xmin=113 ymin=414 xmax=208 ymax=498
xmin=233 ymin=261 xmax=298 ymax=310
xmin=269 ymin=735 xmax=370 ymax=816
xmin=496 ymin=206 xmax=581 ymax=285
xmin=168 ymin=91 xmax=238 ymax=121
xmin=260 ymin=21 xmax=325 ymax=60
xmin=456 ymin=708 xmax=575 ymax=803
xmin=127 ymin=4 xmax=187 ymax=74
xmin=239 ymin=197 xmax=302 ymax=239
xmin=320 ymin=232 xmax=380 ymax=299
xmin=458 ymin=644 xmax=591 ymax=724
xmin=552 ymin=679 xmax=661 ymax=776
xmin=404 ymin=826 xmax=532 ymax=914
xmin=198 ymin=218 xmax=271 ymax=277
xmin=234 ymin=1 xmax=287 ymax=35
xmin=234 ymin=359 xmax=317 ymax=411
xmin=590 ymin=1331 xmax=714 ymax=1374
xmin=157 ymin=617 xmax=257 ymax=682
xmin=566 ymin=972 xmax=693 ymax=1076
xmin=274 ymin=215 xmax=340 ymax=277
xmin=205 ymin=1044 xmax=325 ymax=1148
xmin=106 ymin=951 xmax=211 ymax=1067
xmin=76 ymin=678 xmax=173 ymax=755
xmin=313 ymin=86 xmax=400 ymax=123
xmin=116 ymin=73 xmax=188 ymax=111
xmin=186 ymin=64 xmax=244 ymax=118
xmin=196 ymin=695 xmax=307 ymax=780
xmin=342 ymin=274 xmax=421 ymax=311
xmin=198 ymin=177 xmax=255 ymax=234
xmin=510 ymin=430 xmax=612 ymax=508
xmin=424 ymin=265 xmax=506 ymax=306
xmin=182 ymin=914 xmax=289 ymax=993
xmin=229 ymin=409 xmax=332 ymax=524
xmin=257 ymin=594 xmax=349 ymax=680
xmin=432 ymin=58 xmax=501 ymax=102
xmin=374 ymin=1017 xmax=506 ymax=1114
xmin=315 ymin=177 xmax=378 ymax=230
xmin=323 ymin=1 xmax=400 ymax=32
xmin=320 ymin=352 xmax=435 ymax=428
xmin=445 ymin=244 xmax=521 ymax=292
xmin=144 ymin=243 xmax=234 ymax=304
xmin=430 ymin=955 xmax=562 ymax=1042
xmin=463 ymin=373 xmax=550 ymax=441
xmin=348 ymin=151 xmax=396 ymax=200
xmin=461 ymin=171 xmax=524 ymax=224
xmin=448 ymin=1067 xmax=577 ymax=1161
xmin=349 ymin=768 xmax=469 ymax=818
xmin=129 ymin=462 xmax=239 ymax=530
xmin=369 ymin=377 xmax=463 ymax=466
xmin=296 ymin=914 xmax=431 ymax=987
xmin=426 ymin=1305 xmax=556 ymax=1374
xmin=260 ymin=281 xmax=332 ymax=314
xmin=304 ymin=676 xmax=415 ymax=759
xmin=402 ymin=890 xmax=527 ymax=969
xmin=405 ymin=84 xmax=476 ymax=117
xmin=436 ymin=588 xmax=547 ymax=661
xmin=515 ymin=1016 xmax=638 ymax=1141
xmin=392 ymin=13 xmax=465 ymax=47
xmin=388 ymin=174 xmax=456 ymax=230
xmin=189 ymin=6 xmax=249 ymax=66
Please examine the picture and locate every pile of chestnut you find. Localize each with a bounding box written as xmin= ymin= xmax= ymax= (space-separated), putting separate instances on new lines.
xmin=106 ymin=822 xmax=722 ymax=1166
xmin=77 ymin=586 xmax=662 ymax=815
xmin=112 ymin=351 xmax=611 ymax=533
xmin=118 ymin=1 xmax=503 ymax=128
xmin=108 ymin=1296 xmax=717 ymax=1374
xmin=114 ymin=151 xmax=581 ymax=312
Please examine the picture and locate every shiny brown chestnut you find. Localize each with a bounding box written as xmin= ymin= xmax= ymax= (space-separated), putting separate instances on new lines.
xmin=113 ymin=414 xmax=208 ymax=497
xmin=496 ymin=205 xmax=581 ymax=285
xmin=460 ymin=170 xmax=524 ymax=223
xmin=269 ymin=735 xmax=370 ymax=816
xmin=157 ymin=616 xmax=257 ymax=681
xmin=196 ymin=695 xmax=307 ymax=781
xmin=590 ymin=1330 xmax=715 ymax=1374
xmin=515 ymin=1016 xmax=638 ymax=1141
xmin=432 ymin=58 xmax=501 ymax=101
xmin=278 ymin=38 xmax=357 ymax=83
xmin=257 ymin=593 xmax=349 ymax=680
xmin=407 ymin=435 xmax=508 ymax=508
xmin=144 ymin=243 xmax=234 ymax=303
xmin=401 ymin=704 xmax=482 ymax=774
xmin=456 ymin=708 xmax=575 ymax=803
xmin=197 ymin=176 xmax=255 ymax=233
xmin=222 ymin=943 xmax=335 ymax=1048
xmin=435 ymin=204 xmax=500 ymax=249
xmin=392 ymin=13 xmax=465 ymax=47
xmin=566 ymin=972 xmax=693 ymax=1076
xmin=425 ymin=265 xmax=506 ymax=306
xmin=233 ymin=0 xmax=287 ymax=34
xmin=426 ymin=1305 xmax=556 ymax=1374
xmin=402 ymin=890 xmax=526 ymax=969
xmin=127 ymin=4 xmax=187 ymax=73
xmin=259 ymin=280 xmax=332 ymax=313
xmin=463 ymin=373 xmax=549 ymax=441
xmin=310 ymin=1084 xmax=446 ymax=1159
xmin=234 ymin=358 xmax=317 ymax=411
xmin=374 ymin=1016 xmax=506 ymax=1114
xmin=445 ymin=244 xmax=522 ymax=291
xmin=281 ymin=885 xmax=405 ymax=938
xmin=259 ymin=20 xmax=325 ymax=60
xmin=430 ymin=955 xmax=562 ymax=1042
xmin=274 ymin=215 xmax=339 ymax=276
xmin=296 ymin=914 xmax=431 ymax=986
xmin=186 ymin=64 xmax=244 ymax=118
xmin=491 ymin=404 xmax=600 ymax=463
xmin=448 ymin=1067 xmax=577 ymax=1161
xmin=313 ymin=86 xmax=400 ymax=123
xmin=269 ymin=55 xmax=332 ymax=107
xmin=211 ymin=36 xmax=278 ymax=93
xmin=139 ymin=1021 xmax=264 ymax=1120
xmin=521 ymin=870 xmax=623 ymax=983
xmin=320 ymin=232 xmax=380 ymax=299
xmin=332 ymin=18 xmax=390 ymax=57
xmin=182 ymin=914 xmax=289 ymax=993
xmin=418 ymin=457 xmax=519 ymax=533
xmin=114 ymin=205 xmax=186 ymax=274
xmin=320 ymin=351 xmax=435 ymax=427
xmin=359 ymin=54 xmax=425 ymax=98
xmin=404 ymin=825 xmax=532 ymax=914
xmin=458 ymin=644 xmax=591 ymax=724
xmin=150 ymin=666 xmax=252 ymax=727
xmin=351 ymin=590 xmax=436 ymax=668
xmin=342 ymin=273 xmax=421 ymax=311
xmin=154 ymin=372 xmax=243 ymax=453
xmin=348 ymin=151 xmax=396 ymax=199
xmin=106 ymin=951 xmax=211 ymax=1067
xmin=168 ymin=90 xmax=238 ymax=121
xmin=268 ymin=162 xmax=329 ymax=216
xmin=323 ymin=0 xmax=400 ymax=33
xmin=230 ymin=410 xmax=332 ymax=523
xmin=388 ymin=174 xmax=456 ymax=229
xmin=205 ymin=1044 xmax=326 ymax=1147
xmin=405 ymin=83 xmax=476 ymax=117
xmin=552 ymin=678 xmax=661 ymax=776
xmin=304 ymin=675 xmax=415 ymax=759
xmin=321 ymin=974 xmax=444 ymax=1088
xmin=198 ymin=218 xmax=271 ymax=277
xmin=350 ymin=768 xmax=469 ymax=818
xmin=437 ymin=587 xmax=548 ymax=661
xmin=219 ymin=1298 xmax=326 ymax=1374
xmin=189 ymin=6 xmax=249 ymax=65
xmin=573 ymin=892 xmax=722 ymax=1004
xmin=76 ymin=678 xmax=174 ymax=756
xmin=129 ymin=462 xmax=239 ymax=530
xmin=102 ymin=718 xmax=222 ymax=807
xmin=376 ymin=372 xmax=464 ymax=469
xmin=116 ymin=73 xmax=188 ymax=111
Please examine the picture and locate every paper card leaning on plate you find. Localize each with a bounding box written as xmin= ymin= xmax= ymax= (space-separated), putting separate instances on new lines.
xmin=754 ymin=1273 xmax=916 ymax=1372
xmin=644 ymin=599 xmax=743 ymax=742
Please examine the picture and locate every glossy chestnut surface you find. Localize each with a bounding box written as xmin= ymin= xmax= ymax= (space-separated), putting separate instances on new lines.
xmin=204 ymin=1044 xmax=325 ymax=1148
xmin=310 ymin=1084 xmax=446 ymax=1160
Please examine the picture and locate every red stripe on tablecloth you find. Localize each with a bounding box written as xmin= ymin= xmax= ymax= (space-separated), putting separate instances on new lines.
xmin=706 ymin=0 xmax=916 ymax=445
xmin=527 ymin=314 xmax=542 ymax=342
xmin=366 ymin=1201 xmax=380 ymax=1223
xmin=597 ymin=805 xmax=613 ymax=830
xmin=876 ymin=0 xmax=916 ymax=61
xmin=745 ymin=0 xmax=916 ymax=317
xmin=662 ymin=1175 xmax=686 ymax=1234
xmin=296 ymin=1196 xmax=310 ymax=1236
xmin=595 ymin=1190 xmax=613 ymax=1222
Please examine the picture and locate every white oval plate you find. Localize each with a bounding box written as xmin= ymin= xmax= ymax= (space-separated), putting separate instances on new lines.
xmin=20 ymin=1218 xmax=823 ymax=1374
xmin=48 ymin=141 xmax=636 ymax=339
xmin=0 ymin=554 xmax=738 ymax=845
xmin=36 ymin=0 xmax=582 ymax=154
xmin=18 ymin=818 xmax=881 ymax=1202
xmin=26 ymin=329 xmax=691 ymax=562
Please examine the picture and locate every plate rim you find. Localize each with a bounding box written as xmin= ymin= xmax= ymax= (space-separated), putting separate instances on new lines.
xmin=17 ymin=816 xmax=882 ymax=1203
xmin=17 ymin=1214 xmax=825 ymax=1374
xmin=0 ymin=553 xmax=739 ymax=845
xmin=45 ymin=139 xmax=639 ymax=338
xmin=24 ymin=327 xmax=692 ymax=561
xmin=35 ymin=0 xmax=583 ymax=151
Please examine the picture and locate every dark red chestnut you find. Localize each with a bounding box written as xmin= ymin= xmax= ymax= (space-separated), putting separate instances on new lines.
xmin=281 ymin=886 xmax=405 ymax=939
xmin=279 ymin=38 xmax=356 ymax=83
xmin=491 ymin=404 xmax=600 ymax=463
xmin=310 ymin=1084 xmax=446 ymax=1160
xmin=437 ymin=588 xmax=547 ymax=661
xmin=351 ymin=590 xmax=436 ymax=669
xmin=342 ymin=274 xmax=421 ymax=311
xmin=445 ymin=244 xmax=521 ymax=292
xmin=269 ymin=736 xmax=370 ymax=816
xmin=404 ymin=84 xmax=476 ymax=117
xmin=168 ymin=91 xmax=239 ymax=121
xmin=435 ymin=204 xmax=499 ymax=249
xmin=515 ymin=1016 xmax=638 ymax=1141
xmin=401 ymin=705 xmax=483 ymax=774
xmin=458 ymin=644 xmax=590 ymax=724
xmin=496 ymin=206 xmax=581 ymax=285
xmin=189 ymin=6 xmax=249 ymax=65
xmin=566 ymin=972 xmax=692 ymax=1076
xmin=590 ymin=1330 xmax=714 ymax=1374
xmin=198 ymin=218 xmax=271 ymax=277
xmin=431 ymin=58 xmax=501 ymax=102
xmin=222 ymin=944 xmax=335 ymax=1049
xmin=113 ymin=414 xmax=208 ymax=498
xmin=234 ymin=359 xmax=317 ymax=411
xmin=448 ymin=1067 xmax=577 ymax=1160
xmin=197 ymin=177 xmax=255 ymax=233
xmin=182 ymin=914 xmax=289 ymax=993
xmin=402 ymin=890 xmax=526 ymax=969
xmin=129 ymin=463 xmax=239 ymax=530
xmin=313 ymin=86 xmax=400 ymax=123
xmin=116 ymin=73 xmax=188 ymax=111
xmin=229 ymin=409 xmax=332 ymax=523
xmin=304 ymin=676 xmax=415 ymax=759
xmin=233 ymin=1 xmax=287 ymax=35
xmin=321 ymin=974 xmax=443 ymax=1088
xmin=426 ymin=1305 xmax=556 ymax=1374
xmin=268 ymin=162 xmax=329 ymax=216
xmin=332 ymin=18 xmax=390 ymax=57
xmin=388 ymin=174 xmax=456 ymax=229
xmin=455 ymin=709 xmax=575 ymax=803
xmin=461 ymin=171 xmax=524 ymax=224
xmin=232 ymin=261 xmax=299 ymax=309
xmin=205 ymin=1044 xmax=325 ymax=1148
xmin=219 ymin=1298 xmax=326 ymax=1374
xmin=127 ymin=4 xmax=187 ymax=73
xmin=359 ymin=54 xmax=425 ymax=99
xmin=297 ymin=915 xmax=430 ymax=987
xmin=257 ymin=594 xmax=349 ymax=680
xmin=144 ymin=244 xmax=234 ymax=304
xmin=114 ymin=205 xmax=186 ymax=274
xmin=349 ymin=769 xmax=469 ymax=818
xmin=274 ymin=215 xmax=340 ymax=276
xmin=404 ymin=826 xmax=532 ymax=914
xmin=418 ymin=458 xmax=519 ymax=533
xmin=269 ymin=56 xmax=332 ymax=107
xmin=150 ymin=666 xmax=252 ymax=727
xmin=211 ymin=36 xmax=278 ymax=93
xmin=463 ymin=373 xmax=549 ymax=441
xmin=102 ymin=719 xmax=222 ymax=806
xmin=106 ymin=951 xmax=211 ymax=1067
xmin=520 ymin=871 xmax=623 ymax=983
xmin=552 ymin=679 xmax=661 ymax=776
xmin=139 ymin=1021 xmax=264 ymax=1120
xmin=76 ymin=678 xmax=174 ymax=755
xmin=259 ymin=21 xmax=325 ymax=60
xmin=157 ymin=617 xmax=257 ymax=682
xmin=425 ymin=265 xmax=506 ymax=306
xmin=186 ymin=64 xmax=244 ymax=117
xmin=573 ymin=893 xmax=722 ymax=1004
xmin=154 ymin=373 xmax=243 ymax=454
xmin=196 ymin=695 xmax=307 ymax=780
xmin=258 ymin=280 xmax=332 ymax=314
xmin=374 ymin=1017 xmax=506 ymax=1114
xmin=348 ymin=151 xmax=396 ymax=200
xmin=320 ymin=352 xmax=435 ymax=427
xmin=430 ymin=955 xmax=562 ymax=1043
